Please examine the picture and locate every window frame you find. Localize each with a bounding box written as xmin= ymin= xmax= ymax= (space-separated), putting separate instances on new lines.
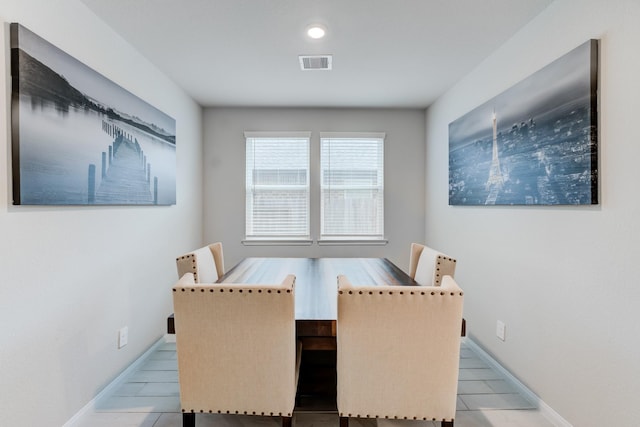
xmin=318 ymin=132 xmax=387 ymax=244
xmin=243 ymin=131 xmax=312 ymax=245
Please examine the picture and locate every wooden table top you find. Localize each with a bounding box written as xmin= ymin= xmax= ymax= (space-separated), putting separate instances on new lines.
xmin=218 ymin=257 xmax=417 ymax=321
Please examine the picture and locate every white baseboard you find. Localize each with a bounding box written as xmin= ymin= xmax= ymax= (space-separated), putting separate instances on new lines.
xmin=62 ymin=335 xmax=170 ymax=427
xmin=463 ymin=337 xmax=572 ymax=427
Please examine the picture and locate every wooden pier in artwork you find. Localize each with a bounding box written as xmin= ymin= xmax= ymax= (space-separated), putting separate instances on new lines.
xmin=87 ymin=121 xmax=158 ymax=204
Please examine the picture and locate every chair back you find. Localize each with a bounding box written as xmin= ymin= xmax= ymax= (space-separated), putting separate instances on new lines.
xmin=172 ymin=273 xmax=298 ymax=417
xmin=409 ymin=242 xmax=456 ymax=286
xmin=176 ymin=242 xmax=224 ymax=283
xmin=336 ymin=274 xmax=463 ymax=422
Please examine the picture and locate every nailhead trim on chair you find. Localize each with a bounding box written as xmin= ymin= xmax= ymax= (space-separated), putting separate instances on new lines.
xmin=173 ymin=287 xmax=293 ymax=293
xmin=176 ymin=254 xmax=199 ymax=281
xmin=338 ymin=412 xmax=450 ymax=422
xmin=182 ymin=408 xmax=292 ymax=417
xmin=433 ymin=255 xmax=456 ymax=286
xmin=338 ymin=290 xmax=463 ymax=296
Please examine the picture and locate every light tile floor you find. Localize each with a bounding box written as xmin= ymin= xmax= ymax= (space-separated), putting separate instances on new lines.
xmin=72 ymin=340 xmax=555 ymax=427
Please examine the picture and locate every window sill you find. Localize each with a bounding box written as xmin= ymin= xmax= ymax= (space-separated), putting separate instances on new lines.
xmin=317 ymin=239 xmax=388 ymax=246
xmin=242 ymin=239 xmax=313 ymax=246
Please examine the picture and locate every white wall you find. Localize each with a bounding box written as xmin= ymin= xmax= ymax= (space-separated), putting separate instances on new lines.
xmin=425 ymin=0 xmax=640 ymax=425
xmin=0 ymin=1 xmax=203 ymax=425
xmin=204 ymin=108 xmax=425 ymax=270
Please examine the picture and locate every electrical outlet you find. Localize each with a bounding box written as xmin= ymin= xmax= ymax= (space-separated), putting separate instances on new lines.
xmin=118 ymin=326 xmax=129 ymax=348
xmin=496 ymin=320 xmax=506 ymax=341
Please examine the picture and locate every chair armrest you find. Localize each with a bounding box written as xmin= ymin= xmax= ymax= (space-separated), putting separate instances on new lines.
xmin=177 ymin=272 xmax=196 ymax=285
xmin=337 ymin=274 xmax=353 ymax=290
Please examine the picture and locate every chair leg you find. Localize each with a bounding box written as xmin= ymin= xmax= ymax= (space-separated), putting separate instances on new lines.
xmin=340 ymin=417 xmax=349 ymax=427
xmin=282 ymin=416 xmax=293 ymax=427
xmin=441 ymin=420 xmax=454 ymax=427
xmin=183 ymin=412 xmax=195 ymax=427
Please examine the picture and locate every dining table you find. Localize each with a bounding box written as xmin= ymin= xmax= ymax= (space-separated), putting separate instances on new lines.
xmin=216 ymin=257 xmax=416 ymax=347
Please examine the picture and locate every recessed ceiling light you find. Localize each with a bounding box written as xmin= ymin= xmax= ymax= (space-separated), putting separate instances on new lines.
xmin=307 ymin=25 xmax=326 ymax=39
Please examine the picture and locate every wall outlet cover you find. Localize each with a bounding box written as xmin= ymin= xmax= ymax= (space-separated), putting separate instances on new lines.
xmin=118 ymin=326 xmax=129 ymax=348
xmin=496 ymin=320 xmax=506 ymax=341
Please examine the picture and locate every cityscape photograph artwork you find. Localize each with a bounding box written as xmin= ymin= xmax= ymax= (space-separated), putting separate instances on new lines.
xmin=448 ymin=40 xmax=598 ymax=206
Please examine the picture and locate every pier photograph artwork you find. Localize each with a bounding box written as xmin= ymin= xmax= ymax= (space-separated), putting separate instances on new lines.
xmin=448 ymin=40 xmax=598 ymax=206
xmin=10 ymin=23 xmax=176 ymax=205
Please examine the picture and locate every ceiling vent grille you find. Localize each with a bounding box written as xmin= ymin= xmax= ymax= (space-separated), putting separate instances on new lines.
xmin=299 ymin=55 xmax=332 ymax=71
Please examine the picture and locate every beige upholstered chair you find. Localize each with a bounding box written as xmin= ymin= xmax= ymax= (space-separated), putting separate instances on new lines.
xmin=175 ymin=242 xmax=225 ymax=283
xmin=172 ymin=273 xmax=301 ymax=427
xmin=336 ymin=274 xmax=464 ymax=427
xmin=409 ymin=242 xmax=456 ymax=286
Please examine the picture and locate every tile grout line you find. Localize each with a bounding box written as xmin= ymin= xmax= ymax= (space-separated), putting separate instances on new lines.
xmin=62 ymin=336 xmax=169 ymax=427
xmin=463 ymin=337 xmax=573 ymax=427
xmin=70 ymin=337 xmax=566 ymax=426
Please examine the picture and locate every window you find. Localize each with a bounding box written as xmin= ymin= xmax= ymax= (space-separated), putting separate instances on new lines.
xmin=320 ymin=132 xmax=385 ymax=241
xmin=245 ymin=132 xmax=310 ymax=242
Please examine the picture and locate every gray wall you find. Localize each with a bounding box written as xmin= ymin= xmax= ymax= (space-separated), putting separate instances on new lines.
xmin=203 ymin=108 xmax=425 ymax=271
xmin=0 ymin=1 xmax=204 ymax=425
xmin=424 ymin=0 xmax=640 ymax=425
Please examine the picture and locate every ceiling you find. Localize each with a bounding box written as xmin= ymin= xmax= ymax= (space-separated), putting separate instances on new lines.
xmin=81 ymin=0 xmax=553 ymax=109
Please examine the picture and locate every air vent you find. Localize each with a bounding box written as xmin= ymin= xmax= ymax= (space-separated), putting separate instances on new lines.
xmin=299 ymin=55 xmax=333 ymax=71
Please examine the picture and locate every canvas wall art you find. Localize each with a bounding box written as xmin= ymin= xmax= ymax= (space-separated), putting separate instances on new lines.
xmin=10 ymin=23 xmax=176 ymax=205
xmin=448 ymin=40 xmax=598 ymax=206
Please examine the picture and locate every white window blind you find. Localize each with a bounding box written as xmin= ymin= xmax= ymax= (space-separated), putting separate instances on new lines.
xmin=320 ymin=133 xmax=385 ymax=240
xmin=245 ymin=132 xmax=310 ymax=240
